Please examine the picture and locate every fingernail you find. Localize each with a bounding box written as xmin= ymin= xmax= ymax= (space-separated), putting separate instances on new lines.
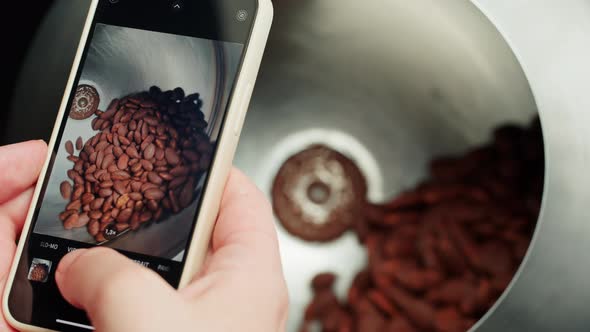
xmin=56 ymin=249 xmax=87 ymax=283
xmin=35 ymin=139 xmax=48 ymax=147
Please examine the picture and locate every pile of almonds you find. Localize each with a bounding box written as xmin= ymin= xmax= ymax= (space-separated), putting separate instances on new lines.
xmin=59 ymin=86 xmax=213 ymax=243
xmin=302 ymin=118 xmax=543 ymax=332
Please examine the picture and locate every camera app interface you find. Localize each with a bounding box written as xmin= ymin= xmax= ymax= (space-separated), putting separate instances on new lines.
xmin=35 ymin=23 xmax=243 ymax=262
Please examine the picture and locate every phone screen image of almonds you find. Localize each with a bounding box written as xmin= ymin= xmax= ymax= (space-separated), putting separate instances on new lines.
xmin=278 ymin=120 xmax=542 ymax=332
xmin=36 ymin=86 xmax=213 ymax=261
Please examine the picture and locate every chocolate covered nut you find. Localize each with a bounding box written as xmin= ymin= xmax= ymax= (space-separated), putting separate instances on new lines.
xmin=98 ymin=189 xmax=113 ymax=198
xmin=375 ymin=277 xmax=436 ymax=330
xmin=63 ymin=214 xmax=79 ymax=230
xmin=81 ymin=192 xmax=95 ymax=205
xmin=66 ymin=200 xmax=82 ymax=211
xmin=116 ymin=194 xmax=130 ymax=209
xmin=126 ymin=146 xmax=140 ymax=159
xmin=385 ymin=317 xmax=417 ymax=332
xmin=170 ymin=165 xmax=189 ymax=177
xmin=392 ymin=268 xmax=443 ymax=292
xmin=65 ymin=141 xmax=74 ymax=155
xmin=426 ymin=278 xmax=474 ymax=306
xmin=57 ymin=87 xmax=215 ymax=242
xmin=115 ymin=223 xmax=130 ymax=232
xmin=60 ymin=181 xmax=73 ymax=200
xmin=300 ymin=118 xmax=542 ymax=332
xmin=348 ymin=270 xmax=371 ymax=306
xmin=433 ymin=308 xmax=464 ymax=332
xmin=144 ymin=143 xmax=156 ymax=160
xmin=113 ymin=181 xmax=127 ymax=195
xmin=165 ymin=148 xmax=180 ymax=165
xmin=168 ymin=190 xmax=180 ymax=213
xmin=179 ymin=178 xmax=195 ymax=208
xmin=129 ymin=192 xmax=143 ymax=201
xmin=75 ymin=137 xmax=84 ymax=150
xmin=59 ymin=210 xmax=77 ymax=222
xmin=148 ymin=172 xmax=163 ymax=185
xmin=145 ymin=188 xmax=165 ymax=200
xmin=89 ymin=210 xmax=103 ymax=220
xmin=95 ymin=233 xmax=107 ymax=243
xmin=312 ymin=273 xmax=336 ymax=291
xmin=305 ymin=290 xmax=340 ymax=321
xmin=367 ymin=290 xmax=398 ymax=316
xmin=112 ymin=170 xmax=131 ymax=180
xmin=117 ymin=208 xmax=133 ymax=224
xmin=355 ymin=297 xmax=387 ymax=332
xmin=159 ymin=172 xmax=174 ymax=181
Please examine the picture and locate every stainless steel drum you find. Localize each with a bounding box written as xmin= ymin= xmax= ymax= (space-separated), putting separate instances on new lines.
xmin=9 ymin=0 xmax=590 ymax=331
xmin=235 ymin=0 xmax=538 ymax=329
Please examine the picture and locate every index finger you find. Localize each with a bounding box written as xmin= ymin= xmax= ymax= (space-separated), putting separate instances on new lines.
xmin=0 ymin=141 xmax=47 ymax=331
xmin=0 ymin=140 xmax=47 ymax=272
xmin=0 ymin=140 xmax=47 ymax=204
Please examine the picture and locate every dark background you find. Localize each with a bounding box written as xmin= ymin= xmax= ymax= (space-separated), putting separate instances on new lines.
xmin=1 ymin=2 xmax=56 ymax=144
xmin=0 ymin=0 xmax=257 ymax=146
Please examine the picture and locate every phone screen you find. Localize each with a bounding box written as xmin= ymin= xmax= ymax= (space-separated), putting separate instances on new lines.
xmin=7 ymin=0 xmax=257 ymax=330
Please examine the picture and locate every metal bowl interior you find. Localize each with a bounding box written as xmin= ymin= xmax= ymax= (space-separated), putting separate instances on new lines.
xmin=233 ymin=0 xmax=538 ymax=330
xmin=5 ymin=0 xmax=547 ymax=330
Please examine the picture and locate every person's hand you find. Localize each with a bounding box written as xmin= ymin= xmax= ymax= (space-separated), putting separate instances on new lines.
xmin=55 ymin=168 xmax=289 ymax=331
xmin=0 ymin=140 xmax=48 ymax=332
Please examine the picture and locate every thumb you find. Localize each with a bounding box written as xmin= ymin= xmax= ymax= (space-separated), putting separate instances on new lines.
xmin=55 ymin=248 xmax=186 ymax=332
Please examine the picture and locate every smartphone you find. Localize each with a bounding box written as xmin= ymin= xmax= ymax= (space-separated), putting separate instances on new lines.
xmin=2 ymin=0 xmax=272 ymax=330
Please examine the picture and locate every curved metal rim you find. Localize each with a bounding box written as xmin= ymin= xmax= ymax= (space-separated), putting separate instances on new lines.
xmin=471 ymin=0 xmax=590 ymax=330
xmin=465 ymin=1 xmax=546 ymax=327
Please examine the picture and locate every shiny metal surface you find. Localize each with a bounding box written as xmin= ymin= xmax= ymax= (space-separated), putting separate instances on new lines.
xmin=234 ymin=0 xmax=537 ymax=330
xmin=9 ymin=0 xmax=590 ymax=331
xmin=471 ymin=1 xmax=590 ymax=331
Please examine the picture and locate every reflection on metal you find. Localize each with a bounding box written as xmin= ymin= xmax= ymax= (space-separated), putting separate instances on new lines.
xmin=234 ymin=0 xmax=538 ymax=330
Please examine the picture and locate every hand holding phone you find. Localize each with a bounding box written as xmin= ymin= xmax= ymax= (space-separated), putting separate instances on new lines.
xmin=53 ymin=169 xmax=286 ymax=332
xmin=0 ymin=141 xmax=287 ymax=332
xmin=3 ymin=0 xmax=273 ymax=330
